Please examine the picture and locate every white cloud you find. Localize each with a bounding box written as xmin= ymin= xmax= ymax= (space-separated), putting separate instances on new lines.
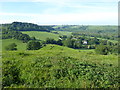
xmin=0 ymin=0 xmax=117 ymax=25
xmin=0 ymin=11 xmax=117 ymax=25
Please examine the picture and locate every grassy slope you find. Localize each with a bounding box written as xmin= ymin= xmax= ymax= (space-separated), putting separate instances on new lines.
xmin=2 ymin=44 xmax=118 ymax=88
xmin=22 ymin=31 xmax=60 ymax=40
xmin=3 ymin=44 xmax=118 ymax=67
xmin=2 ymin=39 xmax=27 ymax=51
xmin=22 ymin=31 xmax=72 ymax=41
xmin=39 ymin=44 xmax=118 ymax=65
xmin=53 ymin=25 xmax=117 ymax=32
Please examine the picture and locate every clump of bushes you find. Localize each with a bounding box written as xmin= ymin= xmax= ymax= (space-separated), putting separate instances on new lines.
xmin=5 ymin=43 xmax=17 ymax=51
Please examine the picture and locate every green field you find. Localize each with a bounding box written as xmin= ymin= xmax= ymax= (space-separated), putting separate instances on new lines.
xmin=22 ymin=31 xmax=72 ymax=41
xmin=2 ymin=44 xmax=118 ymax=88
xmin=2 ymin=39 xmax=27 ymax=51
xmin=22 ymin=31 xmax=60 ymax=40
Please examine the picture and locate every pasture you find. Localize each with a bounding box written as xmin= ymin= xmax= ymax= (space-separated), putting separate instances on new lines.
xmin=22 ymin=31 xmax=60 ymax=40
xmin=22 ymin=31 xmax=72 ymax=41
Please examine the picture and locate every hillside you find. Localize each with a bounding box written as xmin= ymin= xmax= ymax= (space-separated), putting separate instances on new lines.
xmin=1 ymin=22 xmax=54 ymax=32
xmin=2 ymin=39 xmax=27 ymax=51
xmin=2 ymin=44 xmax=118 ymax=88
xmin=53 ymin=25 xmax=117 ymax=32
xmin=22 ymin=31 xmax=72 ymax=41
xmin=53 ymin=25 xmax=118 ymax=40
xmin=22 ymin=31 xmax=60 ymax=40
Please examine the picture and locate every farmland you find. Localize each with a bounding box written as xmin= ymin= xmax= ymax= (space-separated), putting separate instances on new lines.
xmin=22 ymin=31 xmax=72 ymax=40
xmin=22 ymin=31 xmax=60 ymax=40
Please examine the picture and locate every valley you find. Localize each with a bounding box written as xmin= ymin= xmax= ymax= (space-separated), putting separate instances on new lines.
xmin=1 ymin=22 xmax=119 ymax=88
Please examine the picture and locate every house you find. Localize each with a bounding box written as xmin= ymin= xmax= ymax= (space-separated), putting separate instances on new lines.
xmin=83 ymin=40 xmax=87 ymax=44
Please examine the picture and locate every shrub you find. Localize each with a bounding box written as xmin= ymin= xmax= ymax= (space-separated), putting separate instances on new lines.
xmin=95 ymin=45 xmax=110 ymax=55
xmin=27 ymin=40 xmax=42 ymax=50
xmin=5 ymin=43 xmax=17 ymax=51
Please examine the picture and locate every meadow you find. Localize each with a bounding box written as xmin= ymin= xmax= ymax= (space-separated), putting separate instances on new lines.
xmin=2 ymin=39 xmax=27 ymax=51
xmin=22 ymin=31 xmax=71 ymax=41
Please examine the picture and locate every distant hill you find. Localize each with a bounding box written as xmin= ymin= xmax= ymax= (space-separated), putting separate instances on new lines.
xmin=1 ymin=22 xmax=55 ymax=32
xmin=53 ymin=25 xmax=117 ymax=32
xmin=1 ymin=22 xmax=56 ymax=42
xmin=53 ymin=25 xmax=118 ymax=40
xmin=1 ymin=22 xmax=118 ymax=41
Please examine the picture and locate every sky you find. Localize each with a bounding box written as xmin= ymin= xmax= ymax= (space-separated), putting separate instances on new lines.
xmin=0 ymin=0 xmax=118 ymax=25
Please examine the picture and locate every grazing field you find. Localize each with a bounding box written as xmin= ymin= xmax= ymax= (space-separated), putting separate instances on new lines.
xmin=22 ymin=31 xmax=60 ymax=40
xmin=2 ymin=39 xmax=27 ymax=51
xmin=2 ymin=44 xmax=119 ymax=88
xmin=22 ymin=31 xmax=72 ymax=41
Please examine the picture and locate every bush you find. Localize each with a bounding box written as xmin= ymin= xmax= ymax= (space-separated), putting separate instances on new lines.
xmin=5 ymin=43 xmax=17 ymax=51
xmin=95 ymin=45 xmax=110 ymax=55
xmin=45 ymin=38 xmax=56 ymax=44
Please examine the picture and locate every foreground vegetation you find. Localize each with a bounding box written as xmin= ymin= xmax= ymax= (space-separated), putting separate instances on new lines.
xmin=2 ymin=44 xmax=119 ymax=88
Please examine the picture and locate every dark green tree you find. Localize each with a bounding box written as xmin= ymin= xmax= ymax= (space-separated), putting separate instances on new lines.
xmin=56 ymin=39 xmax=63 ymax=46
xmin=46 ymin=38 xmax=56 ymax=44
xmin=95 ymin=45 xmax=110 ymax=55
xmin=27 ymin=40 xmax=42 ymax=50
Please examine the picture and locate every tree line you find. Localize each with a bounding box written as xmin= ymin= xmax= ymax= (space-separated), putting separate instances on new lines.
xmin=2 ymin=28 xmax=31 ymax=43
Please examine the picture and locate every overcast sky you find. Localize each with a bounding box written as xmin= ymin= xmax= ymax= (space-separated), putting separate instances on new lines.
xmin=0 ymin=0 xmax=118 ymax=25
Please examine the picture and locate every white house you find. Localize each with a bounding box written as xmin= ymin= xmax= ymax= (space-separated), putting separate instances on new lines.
xmin=83 ymin=40 xmax=87 ymax=44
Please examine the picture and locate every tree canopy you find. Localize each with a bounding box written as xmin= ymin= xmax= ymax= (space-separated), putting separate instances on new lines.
xmin=27 ymin=40 xmax=42 ymax=50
